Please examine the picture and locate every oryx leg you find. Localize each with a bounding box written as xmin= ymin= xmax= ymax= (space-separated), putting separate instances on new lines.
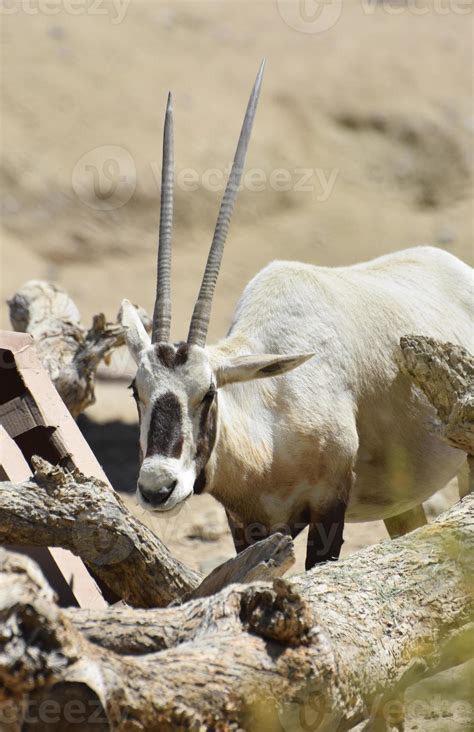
xmin=383 ymin=504 xmax=427 ymax=539
xmin=305 ymin=499 xmax=347 ymax=570
xmin=305 ymin=469 xmax=353 ymax=570
xmin=226 ymin=509 xmax=309 ymax=556
xmin=225 ymin=510 xmax=270 ymax=555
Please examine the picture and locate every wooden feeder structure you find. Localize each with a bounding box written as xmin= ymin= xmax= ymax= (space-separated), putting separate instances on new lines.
xmin=0 ymin=330 xmax=109 ymax=609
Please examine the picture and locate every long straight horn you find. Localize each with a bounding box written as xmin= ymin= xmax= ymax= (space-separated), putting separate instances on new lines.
xmin=152 ymin=92 xmax=174 ymax=343
xmin=187 ymin=60 xmax=265 ymax=346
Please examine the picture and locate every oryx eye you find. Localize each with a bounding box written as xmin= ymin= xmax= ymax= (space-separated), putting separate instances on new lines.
xmin=201 ymin=385 xmax=216 ymax=405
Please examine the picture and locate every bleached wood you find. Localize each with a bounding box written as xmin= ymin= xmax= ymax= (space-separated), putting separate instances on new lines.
xmin=8 ymin=280 xmax=150 ymax=417
xmin=186 ymin=531 xmax=295 ymax=600
xmin=399 ymin=334 xmax=474 ymax=455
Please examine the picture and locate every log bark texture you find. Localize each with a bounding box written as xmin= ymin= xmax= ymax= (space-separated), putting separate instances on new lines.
xmin=185 ymin=531 xmax=295 ymax=601
xmin=8 ymin=281 xmax=150 ymax=416
xmin=1 ymin=495 xmax=473 ymax=731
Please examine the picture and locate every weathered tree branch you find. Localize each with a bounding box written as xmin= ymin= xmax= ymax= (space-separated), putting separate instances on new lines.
xmin=399 ymin=334 xmax=474 ymax=497
xmin=0 ymin=456 xmax=200 ymax=607
xmin=186 ymin=530 xmax=295 ymax=601
xmin=8 ymin=281 xmax=150 ymax=416
xmin=0 ymin=457 xmax=295 ymax=608
xmin=1 ymin=495 xmax=473 ymax=731
xmin=399 ymin=334 xmax=474 ymax=456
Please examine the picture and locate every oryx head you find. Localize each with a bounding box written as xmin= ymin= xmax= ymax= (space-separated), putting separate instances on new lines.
xmin=121 ymin=62 xmax=313 ymax=512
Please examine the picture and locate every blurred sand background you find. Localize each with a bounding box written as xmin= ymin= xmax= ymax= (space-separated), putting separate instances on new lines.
xmin=0 ymin=3 xmax=473 ymax=727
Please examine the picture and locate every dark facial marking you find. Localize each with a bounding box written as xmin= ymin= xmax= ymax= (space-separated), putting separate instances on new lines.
xmin=155 ymin=342 xmax=189 ymax=369
xmin=146 ymin=391 xmax=183 ymax=459
xmin=175 ymin=342 xmax=190 ymax=367
xmin=129 ymin=379 xmax=137 ymax=398
xmin=193 ymin=392 xmax=218 ymax=494
xmin=155 ymin=344 xmax=176 ymax=369
xmin=129 ymin=380 xmax=143 ymax=461
xmin=193 ymin=470 xmax=207 ymax=495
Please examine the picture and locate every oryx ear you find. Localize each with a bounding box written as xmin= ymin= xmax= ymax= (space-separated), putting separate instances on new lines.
xmin=120 ymin=299 xmax=151 ymax=364
xmin=216 ymin=352 xmax=315 ymax=388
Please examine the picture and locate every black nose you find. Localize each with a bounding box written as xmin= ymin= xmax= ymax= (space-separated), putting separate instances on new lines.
xmin=138 ymin=480 xmax=177 ymax=508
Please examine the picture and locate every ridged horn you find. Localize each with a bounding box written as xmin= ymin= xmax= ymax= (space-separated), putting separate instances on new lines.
xmin=152 ymin=92 xmax=174 ymax=343
xmin=187 ymin=60 xmax=265 ymax=346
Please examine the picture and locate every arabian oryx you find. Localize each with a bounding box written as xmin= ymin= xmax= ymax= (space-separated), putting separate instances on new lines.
xmin=121 ymin=62 xmax=473 ymax=568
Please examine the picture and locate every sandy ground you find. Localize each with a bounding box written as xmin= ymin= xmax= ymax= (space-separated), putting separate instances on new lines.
xmin=1 ymin=2 xmax=472 ymax=337
xmin=1 ymin=2 xmax=473 ymax=729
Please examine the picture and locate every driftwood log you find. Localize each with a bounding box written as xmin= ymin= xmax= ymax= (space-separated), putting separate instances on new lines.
xmin=1 ymin=494 xmax=473 ymax=731
xmin=8 ymin=281 xmax=149 ymax=417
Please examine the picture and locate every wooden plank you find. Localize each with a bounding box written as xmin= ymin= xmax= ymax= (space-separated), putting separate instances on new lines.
xmin=49 ymin=547 xmax=108 ymax=610
xmin=0 ymin=334 xmax=110 ymax=609
xmin=0 ymin=394 xmax=44 ymax=438
xmin=1 ymin=429 xmax=108 ymax=610
xmin=0 ymin=425 xmax=32 ymax=482
xmin=0 ymin=330 xmax=110 ymax=483
xmin=1 ymin=426 xmax=76 ymax=606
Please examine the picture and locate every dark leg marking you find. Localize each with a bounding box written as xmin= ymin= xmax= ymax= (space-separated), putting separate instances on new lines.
xmin=226 ymin=507 xmax=311 ymax=556
xmin=305 ymin=498 xmax=347 ymax=570
xmin=305 ymin=468 xmax=354 ymax=570
xmin=226 ymin=511 xmax=248 ymax=554
xmin=225 ymin=511 xmax=270 ymax=554
xmin=146 ymin=391 xmax=183 ymax=459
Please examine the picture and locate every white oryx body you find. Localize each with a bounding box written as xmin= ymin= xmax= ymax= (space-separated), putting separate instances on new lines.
xmin=120 ymin=63 xmax=473 ymax=567
xmin=205 ymin=246 xmax=472 ymax=534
